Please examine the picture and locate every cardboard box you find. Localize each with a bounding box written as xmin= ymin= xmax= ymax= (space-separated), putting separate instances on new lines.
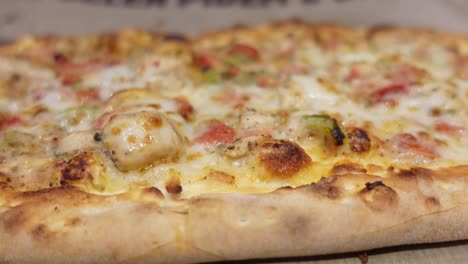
xmin=2 ymin=0 xmax=468 ymax=40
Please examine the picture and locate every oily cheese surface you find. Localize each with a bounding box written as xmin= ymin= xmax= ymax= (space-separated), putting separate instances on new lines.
xmin=0 ymin=20 xmax=467 ymax=263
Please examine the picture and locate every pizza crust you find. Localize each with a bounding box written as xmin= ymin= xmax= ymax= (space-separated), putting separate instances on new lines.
xmin=1 ymin=166 xmax=468 ymax=263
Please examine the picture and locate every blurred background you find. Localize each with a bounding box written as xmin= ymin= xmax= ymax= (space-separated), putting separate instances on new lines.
xmin=1 ymin=0 xmax=468 ymax=43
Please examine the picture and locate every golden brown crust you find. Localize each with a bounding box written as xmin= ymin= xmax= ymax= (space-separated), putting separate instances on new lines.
xmin=1 ymin=20 xmax=468 ymax=263
xmin=1 ymin=166 xmax=468 ymax=263
xmin=188 ymin=166 xmax=468 ymax=261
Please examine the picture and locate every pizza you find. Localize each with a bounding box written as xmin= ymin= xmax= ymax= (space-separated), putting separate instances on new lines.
xmin=0 ymin=19 xmax=467 ymax=263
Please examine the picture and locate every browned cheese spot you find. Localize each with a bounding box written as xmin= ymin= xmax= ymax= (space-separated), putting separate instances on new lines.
xmin=331 ymin=163 xmax=367 ymax=176
xmin=111 ymin=127 xmax=122 ymax=136
xmin=61 ymin=153 xmax=94 ymax=182
xmin=127 ymin=135 xmax=137 ymax=144
xmin=142 ymin=186 xmax=164 ymax=199
xmin=306 ymin=176 xmax=341 ymax=199
xmin=143 ymin=116 xmax=163 ymax=131
xmin=166 ymin=177 xmax=182 ymax=195
xmin=203 ymin=170 xmax=236 ymax=185
xmin=143 ymin=134 xmax=153 ymax=144
xmin=258 ymin=140 xmax=311 ymax=178
xmin=347 ymin=127 xmax=371 ymax=152
xmin=359 ymin=181 xmax=398 ymax=211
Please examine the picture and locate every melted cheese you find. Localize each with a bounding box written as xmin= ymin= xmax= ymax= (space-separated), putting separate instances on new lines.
xmin=0 ymin=28 xmax=467 ymax=198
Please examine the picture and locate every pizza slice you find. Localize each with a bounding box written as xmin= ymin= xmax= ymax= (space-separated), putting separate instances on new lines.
xmin=0 ymin=20 xmax=467 ymax=263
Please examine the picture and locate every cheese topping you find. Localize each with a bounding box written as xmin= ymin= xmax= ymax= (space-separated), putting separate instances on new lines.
xmin=0 ymin=25 xmax=467 ymax=198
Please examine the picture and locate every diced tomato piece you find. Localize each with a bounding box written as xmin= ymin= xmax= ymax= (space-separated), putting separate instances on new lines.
xmin=435 ymin=121 xmax=465 ymax=137
xmin=0 ymin=115 xmax=22 ymax=130
xmin=227 ymin=44 xmax=260 ymax=61
xmin=256 ymin=75 xmax=278 ymax=89
xmin=6 ymin=116 xmax=22 ymax=126
xmin=58 ymin=58 xmax=103 ymax=85
xmin=173 ymin=97 xmax=194 ymax=120
xmin=61 ymin=73 xmax=81 ymax=85
xmin=153 ymin=60 xmax=160 ymax=67
xmin=345 ymin=68 xmax=361 ymax=82
xmin=390 ymin=133 xmax=440 ymax=160
xmin=76 ymin=88 xmax=101 ymax=102
xmin=195 ymin=53 xmax=221 ymax=69
xmin=194 ymin=121 xmax=236 ymax=145
xmin=370 ymin=83 xmax=408 ymax=104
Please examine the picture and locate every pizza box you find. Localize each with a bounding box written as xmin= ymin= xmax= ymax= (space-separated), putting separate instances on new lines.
xmin=1 ymin=0 xmax=468 ymax=263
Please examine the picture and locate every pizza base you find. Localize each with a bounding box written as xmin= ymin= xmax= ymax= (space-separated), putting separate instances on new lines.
xmin=1 ymin=20 xmax=468 ymax=263
xmin=1 ymin=165 xmax=468 ymax=263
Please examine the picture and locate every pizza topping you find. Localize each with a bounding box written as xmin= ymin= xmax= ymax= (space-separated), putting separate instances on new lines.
xmin=201 ymin=69 xmax=222 ymax=84
xmin=387 ymin=133 xmax=440 ymax=163
xmin=0 ymin=114 xmax=23 ymax=130
xmin=173 ymin=97 xmax=194 ymax=121
xmin=165 ymin=177 xmax=183 ymax=195
xmin=93 ymin=132 xmax=103 ymax=142
xmin=194 ymin=121 xmax=236 ymax=145
xmin=56 ymin=131 xmax=96 ymax=154
xmin=60 ymin=152 xmax=96 ymax=182
xmin=75 ymin=88 xmax=101 ymax=103
xmin=257 ymin=140 xmax=311 ymax=179
xmin=0 ymin=23 xmax=466 ymax=201
xmin=369 ymin=83 xmax=408 ymax=104
xmin=59 ymin=152 xmax=107 ymax=191
xmin=195 ymin=53 xmax=221 ymax=70
xmin=302 ymin=115 xmax=345 ymax=146
xmin=434 ymin=121 xmax=464 ymax=137
xmin=256 ymin=75 xmax=279 ymax=89
xmin=57 ymin=105 xmax=98 ymax=132
xmin=56 ymin=57 xmax=104 ymax=86
xmin=102 ymin=111 xmax=184 ymax=171
xmin=194 ymin=43 xmax=264 ymax=84
xmin=226 ymin=44 xmax=260 ymax=62
xmin=347 ymin=128 xmax=371 ymax=152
